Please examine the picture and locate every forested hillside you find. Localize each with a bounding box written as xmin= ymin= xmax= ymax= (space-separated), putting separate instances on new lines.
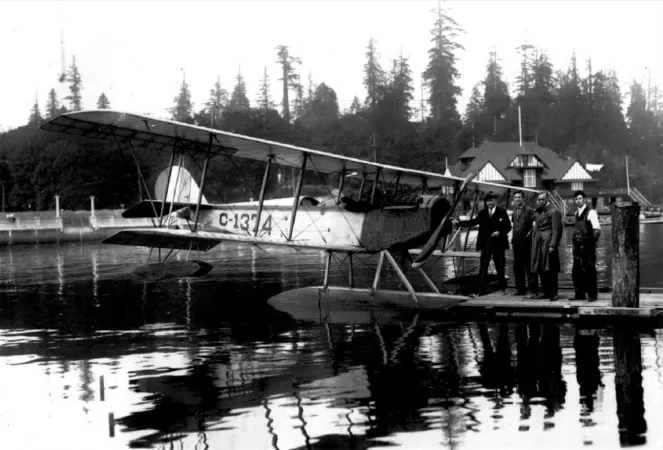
xmin=1 ymin=3 xmax=661 ymax=211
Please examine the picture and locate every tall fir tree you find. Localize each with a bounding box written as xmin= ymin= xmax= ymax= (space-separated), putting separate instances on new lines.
xmin=65 ymin=55 xmax=83 ymax=111
xmin=482 ymin=51 xmax=511 ymax=138
xmin=205 ymin=75 xmax=228 ymax=126
xmin=363 ymin=36 xmax=385 ymax=109
xmin=422 ymin=1 xmax=464 ymax=127
xmin=170 ymin=73 xmax=194 ymax=123
xmin=96 ymin=92 xmax=110 ymax=109
xmin=45 ymin=88 xmax=61 ymax=119
xmin=276 ymin=45 xmax=301 ymax=123
xmin=228 ymin=68 xmax=250 ymax=112
xmin=387 ymin=51 xmax=415 ymax=121
xmin=257 ymin=66 xmax=275 ymax=111
xmin=27 ymin=95 xmax=43 ymax=125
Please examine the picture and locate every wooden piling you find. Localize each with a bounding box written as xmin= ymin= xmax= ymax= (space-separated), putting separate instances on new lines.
xmin=611 ymin=202 xmax=640 ymax=308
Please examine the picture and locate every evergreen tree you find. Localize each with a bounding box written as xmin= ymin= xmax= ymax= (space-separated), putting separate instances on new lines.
xmin=228 ymin=68 xmax=250 ymax=112
xmin=169 ymin=73 xmax=194 ymax=123
xmin=482 ymin=52 xmax=511 ymax=138
xmin=554 ymin=52 xmax=583 ymax=149
xmin=363 ymin=36 xmax=385 ymax=109
xmin=306 ymin=72 xmax=316 ymax=110
xmin=464 ymin=84 xmax=484 ymax=127
xmin=65 ymin=55 xmax=83 ymax=111
xmin=276 ymin=45 xmax=301 ymax=123
xmin=96 ymin=92 xmax=110 ymax=109
xmin=27 ymin=96 xmax=43 ymax=125
xmin=311 ymin=83 xmax=339 ymax=120
xmin=423 ymin=1 xmax=464 ymax=126
xmin=387 ymin=52 xmax=415 ymax=121
xmin=257 ymin=66 xmax=275 ymax=111
xmin=515 ymin=43 xmax=534 ymax=97
xmin=291 ymin=82 xmax=305 ymax=121
xmin=205 ymin=75 xmax=228 ymax=126
xmin=349 ymin=96 xmax=362 ymax=115
xmin=45 ymin=89 xmax=61 ymax=119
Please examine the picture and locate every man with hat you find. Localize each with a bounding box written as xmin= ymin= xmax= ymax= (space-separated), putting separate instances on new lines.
xmin=452 ymin=191 xmax=511 ymax=296
xmin=529 ymin=191 xmax=563 ymax=301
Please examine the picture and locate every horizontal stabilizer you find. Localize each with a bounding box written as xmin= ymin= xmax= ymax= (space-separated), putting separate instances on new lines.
xmin=102 ymin=229 xmax=221 ymax=251
xmin=122 ymin=201 xmax=213 ymax=218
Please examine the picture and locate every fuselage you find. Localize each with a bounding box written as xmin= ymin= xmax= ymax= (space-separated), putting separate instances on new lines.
xmin=191 ymin=195 xmax=450 ymax=252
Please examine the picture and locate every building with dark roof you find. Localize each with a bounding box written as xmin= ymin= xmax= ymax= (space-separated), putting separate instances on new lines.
xmin=448 ymin=141 xmax=604 ymax=214
xmin=450 ymin=141 xmax=595 ymax=194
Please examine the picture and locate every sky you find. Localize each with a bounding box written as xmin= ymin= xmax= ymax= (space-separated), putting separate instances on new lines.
xmin=1 ymin=0 xmax=662 ymax=131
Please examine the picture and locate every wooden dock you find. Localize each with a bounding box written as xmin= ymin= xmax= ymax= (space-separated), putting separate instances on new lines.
xmin=455 ymin=290 xmax=663 ymax=320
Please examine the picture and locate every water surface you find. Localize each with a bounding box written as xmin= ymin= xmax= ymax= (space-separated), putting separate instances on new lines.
xmin=0 ymin=225 xmax=662 ymax=449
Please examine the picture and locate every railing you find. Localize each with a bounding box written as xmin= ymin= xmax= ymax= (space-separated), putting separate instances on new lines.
xmin=548 ymin=190 xmax=566 ymax=217
xmin=628 ymin=187 xmax=651 ymax=206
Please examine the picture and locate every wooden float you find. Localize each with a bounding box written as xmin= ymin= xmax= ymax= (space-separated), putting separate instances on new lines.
xmin=268 ymin=286 xmax=663 ymax=323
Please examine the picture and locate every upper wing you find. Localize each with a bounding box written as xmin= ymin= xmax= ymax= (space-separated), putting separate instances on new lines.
xmin=41 ymin=109 xmax=539 ymax=195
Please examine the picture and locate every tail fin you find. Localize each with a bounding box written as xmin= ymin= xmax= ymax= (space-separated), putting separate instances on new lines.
xmin=155 ymin=166 xmax=208 ymax=204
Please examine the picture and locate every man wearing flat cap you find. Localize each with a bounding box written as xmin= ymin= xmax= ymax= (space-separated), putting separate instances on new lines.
xmin=452 ymin=191 xmax=512 ymax=296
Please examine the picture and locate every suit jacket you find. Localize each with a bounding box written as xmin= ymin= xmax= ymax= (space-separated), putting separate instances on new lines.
xmin=511 ymin=204 xmax=535 ymax=246
xmin=459 ymin=206 xmax=512 ymax=251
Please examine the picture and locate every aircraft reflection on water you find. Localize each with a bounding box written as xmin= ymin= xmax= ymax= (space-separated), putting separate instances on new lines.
xmin=0 ymin=243 xmax=661 ymax=449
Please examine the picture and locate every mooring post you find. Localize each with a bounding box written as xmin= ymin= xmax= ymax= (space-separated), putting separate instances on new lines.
xmin=90 ymin=195 xmax=96 ymax=218
xmin=611 ymin=202 xmax=639 ymax=308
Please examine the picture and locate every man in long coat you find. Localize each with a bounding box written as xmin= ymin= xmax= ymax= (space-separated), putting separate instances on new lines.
xmin=511 ymin=191 xmax=538 ymax=296
xmin=529 ymin=192 xmax=563 ymax=301
xmin=452 ymin=191 xmax=512 ymax=296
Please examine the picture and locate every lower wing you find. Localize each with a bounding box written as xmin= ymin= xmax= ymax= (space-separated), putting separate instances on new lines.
xmin=102 ymin=228 xmax=368 ymax=254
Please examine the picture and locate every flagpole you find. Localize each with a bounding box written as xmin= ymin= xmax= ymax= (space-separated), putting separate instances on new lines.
xmin=518 ymin=105 xmax=523 ymax=147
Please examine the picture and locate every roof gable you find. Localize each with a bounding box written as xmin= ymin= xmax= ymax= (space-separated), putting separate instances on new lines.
xmin=561 ymin=161 xmax=593 ymax=181
xmin=476 ymin=161 xmax=507 ymax=182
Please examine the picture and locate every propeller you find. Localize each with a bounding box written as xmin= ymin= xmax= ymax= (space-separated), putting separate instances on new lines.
xmin=411 ymin=172 xmax=476 ymax=269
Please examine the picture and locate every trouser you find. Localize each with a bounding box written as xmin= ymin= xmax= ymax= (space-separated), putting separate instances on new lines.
xmin=477 ymin=238 xmax=506 ymax=294
xmin=538 ymin=270 xmax=558 ymax=297
xmin=572 ymin=242 xmax=597 ymax=299
xmin=513 ymin=241 xmax=539 ymax=293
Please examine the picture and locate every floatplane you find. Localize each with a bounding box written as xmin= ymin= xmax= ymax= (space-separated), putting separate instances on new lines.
xmin=41 ymin=110 xmax=540 ymax=311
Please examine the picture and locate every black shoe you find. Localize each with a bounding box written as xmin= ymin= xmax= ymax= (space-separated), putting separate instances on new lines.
xmin=528 ymin=293 xmax=547 ymax=299
xmin=515 ymin=290 xmax=527 ymax=296
xmin=587 ymin=297 xmax=597 ymax=302
xmin=569 ymin=296 xmax=586 ymax=301
xmin=550 ymin=295 xmax=559 ymax=302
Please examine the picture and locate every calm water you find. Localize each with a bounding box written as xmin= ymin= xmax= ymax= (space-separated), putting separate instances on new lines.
xmin=1 ymin=225 xmax=663 ymax=450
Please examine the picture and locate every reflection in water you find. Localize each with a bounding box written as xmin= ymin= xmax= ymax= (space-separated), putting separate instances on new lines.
xmin=0 ymin=243 xmax=661 ymax=449
xmin=613 ymin=327 xmax=647 ymax=446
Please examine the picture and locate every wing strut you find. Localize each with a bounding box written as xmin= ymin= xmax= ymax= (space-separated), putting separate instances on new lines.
xmin=336 ymin=166 xmax=346 ymax=205
xmin=356 ymin=173 xmax=367 ymax=201
xmin=370 ymin=167 xmax=382 ymax=204
xmin=254 ymin=153 xmax=273 ymax=236
xmin=158 ymin=139 xmax=178 ymax=227
xmin=287 ymin=153 xmax=308 ymax=241
xmin=193 ymin=134 xmax=214 ymax=231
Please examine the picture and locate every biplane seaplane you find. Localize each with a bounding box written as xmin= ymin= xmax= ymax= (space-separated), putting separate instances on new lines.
xmin=42 ymin=110 xmax=540 ymax=310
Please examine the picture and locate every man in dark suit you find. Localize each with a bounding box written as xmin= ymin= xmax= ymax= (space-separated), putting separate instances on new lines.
xmin=511 ymin=191 xmax=538 ymax=296
xmin=452 ymin=191 xmax=512 ymax=296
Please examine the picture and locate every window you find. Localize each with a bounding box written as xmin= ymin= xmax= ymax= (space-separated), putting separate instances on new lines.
xmin=524 ymin=169 xmax=536 ymax=188
xmin=571 ymin=182 xmax=584 ymax=191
